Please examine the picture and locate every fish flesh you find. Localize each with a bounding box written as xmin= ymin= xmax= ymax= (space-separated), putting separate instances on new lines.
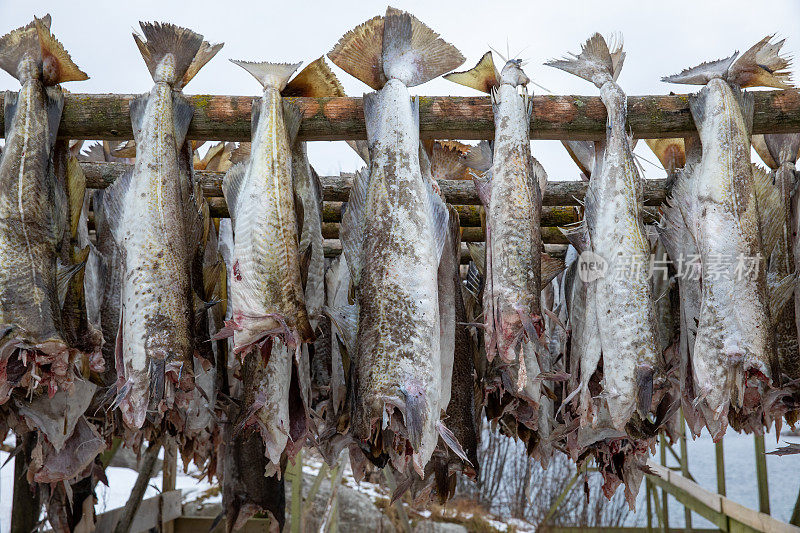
xmin=662 ymin=36 xmax=793 ymax=437
xmin=0 ymin=15 xmax=87 ymax=401
xmin=446 ymin=51 xmax=544 ymax=365
xmin=329 ymin=6 xmax=463 ymax=474
xmin=101 ymin=22 xmax=221 ymax=428
xmin=548 ymin=34 xmax=662 ymax=431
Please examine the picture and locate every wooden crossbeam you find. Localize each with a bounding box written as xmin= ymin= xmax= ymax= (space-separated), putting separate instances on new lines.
xmin=2 ymin=91 xmax=798 ymax=141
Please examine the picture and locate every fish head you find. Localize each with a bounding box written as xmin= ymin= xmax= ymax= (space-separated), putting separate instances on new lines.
xmin=499 ymin=59 xmax=529 ymax=88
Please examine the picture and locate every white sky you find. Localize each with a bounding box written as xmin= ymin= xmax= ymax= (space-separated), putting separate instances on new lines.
xmin=1 ymin=0 xmax=798 ymax=180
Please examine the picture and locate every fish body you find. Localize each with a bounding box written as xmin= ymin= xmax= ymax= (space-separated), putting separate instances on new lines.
xmin=548 ymin=34 xmax=661 ymax=430
xmin=329 ymin=7 xmax=463 ymax=472
xmin=223 ymin=62 xmax=312 ymax=352
xmin=102 ymin=23 xmax=218 ymax=428
xmin=0 ymin=17 xmax=87 ymax=400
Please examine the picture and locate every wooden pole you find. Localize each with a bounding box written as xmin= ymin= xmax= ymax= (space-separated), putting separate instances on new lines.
xmin=659 ymin=435 xmax=669 ymax=532
xmin=79 ymin=160 xmax=670 ymax=208
xmin=382 ymin=469 xmax=412 ymax=533
xmin=162 ymin=438 xmax=177 ymax=533
xmin=715 ymin=440 xmax=726 ymax=497
xmin=791 ymin=486 xmax=800 ymax=526
xmin=753 ymin=434 xmax=770 ymax=515
xmin=10 ymin=433 xmax=40 ymax=533
xmin=678 ymin=411 xmax=692 ymax=531
xmin=113 ymin=439 xmax=162 ymax=533
xmin=289 ymin=451 xmax=303 ymax=533
xmin=646 ymin=479 xmax=653 ymax=533
xmin=4 ymin=91 xmax=799 ymax=141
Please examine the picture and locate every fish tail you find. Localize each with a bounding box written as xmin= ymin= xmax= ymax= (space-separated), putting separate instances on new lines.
xmin=0 ymin=16 xmax=44 ymax=82
xmin=34 ymin=17 xmax=88 ymax=85
xmin=229 ymin=60 xmax=301 ymax=91
xmin=133 ymin=22 xmax=204 ymax=85
xmin=645 ymin=138 xmax=685 ymax=175
xmin=763 ymin=133 xmax=800 ymax=167
xmin=282 ymin=56 xmax=345 ymax=97
xmin=728 ymin=35 xmax=793 ymax=89
xmin=661 ymin=52 xmax=739 ymax=86
xmin=545 ymin=33 xmax=623 ymax=88
xmin=328 ymin=7 xmax=463 ymax=89
xmin=180 ymin=40 xmax=223 ymax=89
xmin=431 ymin=141 xmax=469 ymax=181
xmin=339 ymin=167 xmax=370 ymax=284
xmin=688 ymin=83 xmax=753 ymax=139
xmin=443 ymin=51 xmax=499 ymax=93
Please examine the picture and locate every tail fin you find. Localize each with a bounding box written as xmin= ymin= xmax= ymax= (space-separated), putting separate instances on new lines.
xmin=230 ymin=60 xmax=301 ymax=91
xmin=443 ymin=51 xmax=499 ymax=93
xmin=661 ymin=52 xmax=738 ymax=86
xmin=561 ymin=140 xmax=595 ymax=178
xmin=180 ymin=40 xmax=223 ymax=89
xmin=382 ymin=7 xmax=464 ymax=87
xmin=133 ymin=22 xmax=203 ymax=85
xmin=545 ymin=33 xmax=620 ymax=88
xmin=463 ymin=140 xmax=493 ymax=173
xmin=328 ymin=15 xmax=386 ymax=90
xmin=282 ymin=56 xmax=345 ymax=97
xmin=729 ymin=35 xmax=793 ymax=89
xmin=328 ymin=7 xmax=463 ymax=89
xmin=752 ymin=135 xmax=779 ymax=169
xmin=35 ymin=17 xmax=88 ymax=85
xmin=645 ymin=138 xmax=685 ymax=174
xmin=764 ymin=133 xmax=800 ymax=167
xmin=431 ymin=140 xmax=469 ymax=180
xmin=0 ymin=19 xmax=40 ymax=82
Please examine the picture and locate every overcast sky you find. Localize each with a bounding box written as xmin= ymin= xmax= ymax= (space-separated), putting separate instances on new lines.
xmin=1 ymin=0 xmax=798 ymax=179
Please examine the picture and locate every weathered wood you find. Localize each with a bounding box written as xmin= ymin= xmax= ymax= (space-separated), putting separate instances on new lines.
xmin=96 ymin=490 xmax=182 ymax=533
xmin=113 ymin=440 xmax=162 ymax=533
xmin=716 ymin=440 xmax=727 ymax=497
xmin=322 ymin=240 xmax=568 ymax=262
xmin=162 ymin=439 xmax=178 ymax=533
xmin=754 ymin=434 xmax=771 ymax=515
xmin=542 ymin=528 xmax=719 ymax=533
xmin=320 ymin=222 xmax=568 ymax=244
xmin=79 ymin=161 xmax=669 ymax=211
xmin=3 ymin=91 xmax=799 ymax=141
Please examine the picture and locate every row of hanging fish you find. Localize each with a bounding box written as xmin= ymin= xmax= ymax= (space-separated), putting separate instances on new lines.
xmin=0 ymin=7 xmax=799 ymax=531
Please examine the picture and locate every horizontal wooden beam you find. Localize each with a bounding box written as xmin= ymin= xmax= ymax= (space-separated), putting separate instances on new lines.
xmin=3 ymin=91 xmax=798 ymax=141
xmin=320 ymin=221 xmax=568 ymax=244
xmin=79 ymin=161 xmax=669 ymax=211
xmin=322 ymin=240 xmax=568 ymax=263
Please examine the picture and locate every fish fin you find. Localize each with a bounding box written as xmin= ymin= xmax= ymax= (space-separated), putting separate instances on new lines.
xmin=0 ymin=21 xmax=40 ymax=82
xmin=608 ymin=34 xmax=626 ymax=82
xmin=298 ymin=244 xmax=312 ymax=292
xmin=427 ymin=176 xmax=450 ymax=263
xmin=466 ymin=242 xmax=486 ymax=276
xmin=431 ymin=140 xmax=469 ymax=181
xmin=729 ymin=35 xmax=793 ymax=89
xmin=541 ymin=253 xmax=566 ymax=286
xmin=645 ymin=138 xmax=685 ymax=174
xmin=346 ymin=140 xmax=370 ymax=164
xmin=172 ymin=92 xmax=195 ymax=150
xmin=563 ymin=140 xmax=597 ymax=180
xmin=340 ymin=167 xmax=369 ymax=285
xmin=658 ymin=165 xmax=695 ymax=259
xmin=730 ymin=85 xmax=754 ymax=136
xmin=101 ymin=168 xmax=134 ymax=243
xmin=221 ymin=162 xmax=247 ymax=229
xmin=443 ymin=51 xmax=498 ymax=93
xmin=436 ymin=421 xmax=472 ymax=466
xmin=464 ymin=140 xmax=493 ymax=173
xmin=44 ymin=86 xmax=65 ymax=149
xmin=545 ymin=33 xmax=615 ymax=88
xmin=282 ymin=100 xmax=303 ymax=146
xmin=133 ymin=22 xmax=203 ymax=85
xmin=129 ymin=95 xmax=150 ymax=144
xmin=35 ymin=17 xmax=88 ymax=84
xmin=472 ymin=172 xmax=492 ymax=207
xmin=328 ymin=14 xmax=386 ymax=90
xmin=324 ymin=304 xmax=358 ymax=357
xmin=400 ymin=386 xmax=427 ymax=449
xmin=661 ymin=52 xmax=739 ymax=85
xmin=113 ymin=139 xmax=137 ymax=159
xmin=764 ymin=133 xmax=800 ymax=167
xmin=530 ymin=155 xmax=547 ymax=201
xmin=2 ymin=91 xmax=18 ymax=138
xmin=752 ymin=163 xmax=784 ymax=258
xmin=769 ymin=274 xmax=795 ymax=321
xmin=636 ymin=365 xmax=655 ymax=417
xmin=283 ymin=56 xmax=345 ymax=97
xmin=180 ymin=40 xmax=222 ymax=89
xmin=147 ymin=358 xmax=166 ymax=416
xmin=752 ymin=134 xmax=778 ymax=169
xmin=381 ymin=6 xmax=464 ymax=87
xmin=446 ymin=204 xmax=462 ymax=253
xmin=66 ymin=156 xmax=86 ymax=239
xmin=57 ymin=259 xmax=86 ymax=309
xmin=559 ymin=221 xmax=591 ymax=254
xmin=230 ymin=60 xmax=301 ymax=91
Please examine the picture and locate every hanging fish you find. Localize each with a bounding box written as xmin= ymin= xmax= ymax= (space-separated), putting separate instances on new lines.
xmin=0 ymin=15 xmax=87 ymax=401
xmin=101 ymin=22 xmax=221 ymax=429
xmin=547 ymin=34 xmax=663 ymax=431
xmin=662 ymin=35 xmax=794 ymax=438
xmin=328 ymin=6 xmax=463 ymax=474
xmin=446 ymin=51 xmax=545 ymax=365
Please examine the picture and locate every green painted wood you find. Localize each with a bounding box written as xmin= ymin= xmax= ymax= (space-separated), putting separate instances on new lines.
xmin=754 ymin=435 xmax=771 ymax=515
